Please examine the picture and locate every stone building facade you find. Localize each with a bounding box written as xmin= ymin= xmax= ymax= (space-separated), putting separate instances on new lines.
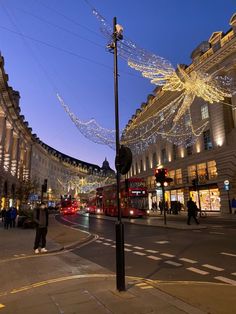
xmin=123 ymin=13 xmax=236 ymax=214
xmin=0 ymin=54 xmax=111 ymax=209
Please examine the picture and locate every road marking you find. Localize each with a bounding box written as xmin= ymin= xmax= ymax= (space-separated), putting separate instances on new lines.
xmin=232 ymin=273 xmax=236 ymax=276
xmin=0 ymin=304 xmax=5 ymax=309
xmin=221 ymin=252 xmax=236 ymax=257
xmin=187 ymin=267 xmax=209 ymax=275
xmin=133 ymin=246 xmax=144 ymax=250
xmin=124 ymin=243 xmax=132 ymax=247
xmin=202 ymin=264 xmax=224 ymax=271
xmin=105 ymin=238 xmax=113 ymax=242
xmin=111 ymin=245 xmax=116 ymax=248
xmin=99 ymin=237 xmax=104 ymax=240
xmin=139 ymin=285 xmax=153 ymax=289
xmin=209 ymin=232 xmax=224 ymax=235
xmin=96 ymin=240 xmax=102 ymax=243
xmin=124 ymin=248 xmax=132 ymax=252
xmin=103 ymin=243 xmax=111 ymax=246
xmin=146 ymin=250 xmax=158 ymax=254
xmin=147 ymin=255 xmax=162 ymax=261
xmin=179 ymin=258 xmax=197 ymax=264
xmin=135 ymin=282 xmax=147 ymax=287
xmin=133 ymin=252 xmax=146 ymax=256
xmin=161 ymin=253 xmax=175 ymax=258
xmin=214 ymin=276 xmax=236 ymax=286
xmin=164 ymin=261 xmax=182 ymax=267
xmin=155 ymin=241 xmax=170 ymax=244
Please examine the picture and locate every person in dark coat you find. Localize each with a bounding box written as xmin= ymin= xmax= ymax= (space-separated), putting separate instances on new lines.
xmin=10 ymin=207 xmax=17 ymax=228
xmin=33 ymin=202 xmax=49 ymax=254
xmin=187 ymin=197 xmax=199 ymax=225
xmin=4 ymin=208 xmax=12 ymax=229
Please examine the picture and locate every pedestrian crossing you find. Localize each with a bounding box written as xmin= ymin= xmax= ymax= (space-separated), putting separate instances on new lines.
xmin=95 ymin=237 xmax=236 ymax=286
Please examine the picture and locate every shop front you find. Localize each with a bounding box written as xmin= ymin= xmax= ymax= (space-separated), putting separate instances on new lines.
xmin=189 ymin=184 xmax=220 ymax=212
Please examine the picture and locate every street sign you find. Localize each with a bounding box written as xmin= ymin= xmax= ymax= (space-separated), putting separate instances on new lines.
xmin=224 ymin=180 xmax=230 ymax=186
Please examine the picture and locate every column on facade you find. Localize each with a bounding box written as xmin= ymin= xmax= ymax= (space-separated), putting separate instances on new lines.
xmin=23 ymin=146 xmax=31 ymax=181
xmin=10 ymin=133 xmax=20 ymax=177
xmin=0 ymin=115 xmax=6 ymax=198
xmin=4 ymin=122 xmax=13 ymax=173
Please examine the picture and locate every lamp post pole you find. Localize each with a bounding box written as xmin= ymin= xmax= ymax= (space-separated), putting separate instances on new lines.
xmin=113 ymin=17 xmax=125 ymax=292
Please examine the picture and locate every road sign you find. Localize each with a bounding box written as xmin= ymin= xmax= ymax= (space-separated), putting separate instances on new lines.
xmin=224 ymin=180 xmax=230 ymax=186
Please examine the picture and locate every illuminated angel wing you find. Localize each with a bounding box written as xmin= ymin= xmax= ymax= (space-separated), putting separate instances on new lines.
xmin=57 ymin=94 xmax=116 ymax=149
xmin=93 ymin=8 xmax=175 ymax=86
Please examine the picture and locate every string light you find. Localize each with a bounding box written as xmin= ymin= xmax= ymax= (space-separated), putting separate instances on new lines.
xmin=57 ymin=8 xmax=236 ymax=154
xmin=57 ymin=94 xmax=116 ymax=149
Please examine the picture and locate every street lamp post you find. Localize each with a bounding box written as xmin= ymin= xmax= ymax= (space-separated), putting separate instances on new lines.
xmin=112 ymin=17 xmax=125 ymax=291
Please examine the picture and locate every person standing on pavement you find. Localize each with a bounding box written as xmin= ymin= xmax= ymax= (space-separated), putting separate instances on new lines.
xmin=33 ymin=202 xmax=49 ymax=254
xmin=187 ymin=197 xmax=199 ymax=225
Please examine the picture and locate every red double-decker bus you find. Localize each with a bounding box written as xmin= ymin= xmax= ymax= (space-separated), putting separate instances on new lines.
xmin=60 ymin=195 xmax=78 ymax=215
xmin=96 ymin=178 xmax=148 ymax=218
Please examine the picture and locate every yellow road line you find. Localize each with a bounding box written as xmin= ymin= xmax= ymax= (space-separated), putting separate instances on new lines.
xmin=0 ymin=304 xmax=5 ymax=309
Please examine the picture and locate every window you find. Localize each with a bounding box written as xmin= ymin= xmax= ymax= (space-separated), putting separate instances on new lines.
xmin=161 ymin=148 xmax=167 ymax=164
xmin=176 ymin=169 xmax=182 ymax=184
xmin=201 ymin=104 xmax=209 ymax=119
xmin=188 ymin=165 xmax=197 ymax=181
xmin=140 ymin=159 xmax=143 ymax=172
xmin=152 ymin=152 xmax=157 ymax=168
xmin=173 ymin=144 xmax=177 ymax=160
xmin=146 ymin=156 xmax=149 ymax=171
xmin=186 ymin=145 xmax=193 ymax=156
xmin=207 ymin=160 xmax=218 ymax=179
xmin=203 ymin=130 xmax=212 ymax=150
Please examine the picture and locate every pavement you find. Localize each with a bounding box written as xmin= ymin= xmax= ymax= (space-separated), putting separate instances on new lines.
xmin=0 ymin=213 xmax=235 ymax=314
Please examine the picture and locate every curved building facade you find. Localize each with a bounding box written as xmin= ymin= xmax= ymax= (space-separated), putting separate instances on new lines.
xmin=122 ymin=13 xmax=236 ymax=214
xmin=0 ymin=54 xmax=112 ymax=209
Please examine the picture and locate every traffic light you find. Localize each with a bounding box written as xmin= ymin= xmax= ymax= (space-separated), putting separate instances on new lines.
xmin=155 ymin=168 xmax=173 ymax=186
xmin=155 ymin=168 xmax=168 ymax=184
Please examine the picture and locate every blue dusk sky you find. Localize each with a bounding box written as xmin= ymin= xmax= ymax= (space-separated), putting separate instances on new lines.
xmin=0 ymin=1 xmax=235 ymax=168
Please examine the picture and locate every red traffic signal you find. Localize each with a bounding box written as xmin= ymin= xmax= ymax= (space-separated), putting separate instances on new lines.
xmin=155 ymin=168 xmax=168 ymax=183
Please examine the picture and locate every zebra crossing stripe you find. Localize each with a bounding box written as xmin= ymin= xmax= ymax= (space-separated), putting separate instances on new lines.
xmin=221 ymin=252 xmax=236 ymax=257
xmin=124 ymin=248 xmax=132 ymax=252
xmin=164 ymin=261 xmax=182 ymax=267
xmin=202 ymin=264 xmax=224 ymax=271
xmin=124 ymin=243 xmax=132 ymax=247
xmin=187 ymin=267 xmax=209 ymax=275
xmin=214 ymin=276 xmax=236 ymax=286
xmin=146 ymin=250 xmax=158 ymax=254
xmin=161 ymin=253 xmax=175 ymax=258
xmin=133 ymin=246 xmax=144 ymax=250
xmin=133 ymin=252 xmax=146 ymax=256
xmin=179 ymin=258 xmax=197 ymax=264
xmin=147 ymin=255 xmax=162 ymax=261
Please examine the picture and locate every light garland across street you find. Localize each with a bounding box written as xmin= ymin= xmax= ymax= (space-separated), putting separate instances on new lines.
xmin=58 ymin=8 xmax=236 ymax=154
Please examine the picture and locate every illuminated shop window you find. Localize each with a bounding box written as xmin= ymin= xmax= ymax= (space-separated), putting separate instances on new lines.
xmin=176 ymin=169 xmax=182 ymax=184
xmin=207 ymin=160 xmax=218 ymax=179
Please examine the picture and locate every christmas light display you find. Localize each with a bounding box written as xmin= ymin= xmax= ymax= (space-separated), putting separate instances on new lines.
xmin=58 ymin=8 xmax=235 ymax=154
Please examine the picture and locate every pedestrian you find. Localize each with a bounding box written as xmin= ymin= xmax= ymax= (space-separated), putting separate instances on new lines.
xmin=4 ymin=208 xmax=12 ymax=229
xmin=231 ymin=197 xmax=236 ymax=214
xmin=10 ymin=207 xmax=17 ymax=228
xmin=33 ymin=202 xmax=49 ymax=254
xmin=1 ymin=208 xmax=6 ymax=223
xmin=159 ymin=201 xmax=163 ymax=215
xmin=187 ymin=197 xmax=199 ymax=225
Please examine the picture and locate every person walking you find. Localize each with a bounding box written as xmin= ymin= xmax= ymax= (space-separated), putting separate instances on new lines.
xmin=4 ymin=208 xmax=12 ymax=229
xmin=10 ymin=207 xmax=17 ymax=228
xmin=187 ymin=197 xmax=199 ymax=225
xmin=33 ymin=202 xmax=49 ymax=254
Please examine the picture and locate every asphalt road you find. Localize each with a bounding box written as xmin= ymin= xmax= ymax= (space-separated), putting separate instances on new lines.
xmin=56 ymin=213 xmax=236 ymax=286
